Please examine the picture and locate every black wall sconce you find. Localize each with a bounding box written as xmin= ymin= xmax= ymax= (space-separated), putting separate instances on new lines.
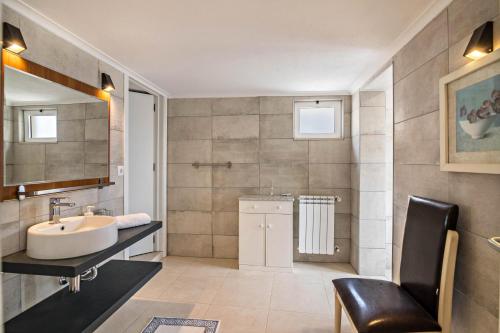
xmin=3 ymin=22 xmax=27 ymax=54
xmin=101 ymin=73 xmax=115 ymax=92
xmin=464 ymin=21 xmax=493 ymax=60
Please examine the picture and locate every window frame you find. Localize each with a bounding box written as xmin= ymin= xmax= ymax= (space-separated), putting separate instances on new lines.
xmin=293 ymin=98 xmax=344 ymax=140
xmin=23 ymin=108 xmax=58 ymax=143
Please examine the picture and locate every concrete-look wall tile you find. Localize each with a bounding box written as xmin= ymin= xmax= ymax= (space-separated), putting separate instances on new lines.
xmin=351 ymin=216 xmax=359 ymax=245
xmin=448 ymin=34 xmax=474 ymax=72
xmin=309 ymin=188 xmax=351 ymax=214
xmin=212 ymin=97 xmax=259 ymax=116
xmin=21 ymin=274 xmax=62 ymax=311
xmin=58 ymin=103 xmax=86 ymax=120
xmin=360 ymin=91 xmax=385 ymax=107
xmin=393 ymin=10 xmax=448 ymax=82
xmin=351 ymin=239 xmax=359 ymax=272
xmin=259 ymin=96 xmax=293 ymax=114
xmin=168 ymin=188 xmax=212 ymax=211
xmin=110 ymin=130 xmax=124 ymax=165
xmin=85 ymin=118 xmax=108 ymax=141
xmin=294 ymin=238 xmax=350 ymax=262
xmin=334 ymin=213 xmax=351 ymax=239
xmin=448 ymin=173 xmax=500 ymax=238
xmin=212 ymin=140 xmax=259 ymax=163
xmin=260 ymin=114 xmax=293 ymax=138
xmin=98 ymin=61 xmax=125 ymax=99
xmin=212 ymin=115 xmax=259 ymax=139
xmin=46 ymin=163 xmax=84 ymax=181
xmin=14 ymin=143 xmax=45 ymax=165
xmin=452 ymin=289 xmax=498 ymax=333
xmin=448 ymin=0 xmax=498 ymax=45
xmin=359 ymin=107 xmax=385 ymax=135
xmin=168 ymin=116 xmax=212 ymax=140
xmin=168 ymin=140 xmax=211 ymax=164
xmin=12 ymin=164 xmax=44 ymax=184
xmin=167 ymin=234 xmax=212 ymax=257
xmin=167 ymin=211 xmax=212 ymax=235
xmin=213 ymin=212 xmax=238 ymax=236
xmin=358 ymin=248 xmax=386 ymax=276
xmin=350 ymin=164 xmax=360 ymax=191
xmin=359 ymin=191 xmax=385 ymax=220
xmin=360 ymin=135 xmax=385 ymax=163
xmin=19 ymin=15 xmax=99 ymax=87
xmin=394 ymin=111 xmax=439 ymax=165
xmin=309 ymin=139 xmax=351 ymax=164
xmin=58 ymin=120 xmax=85 ymax=142
xmin=46 ymin=142 xmax=84 ymax=164
xmin=213 ymin=164 xmax=259 ymax=188
xmin=0 ymin=200 xmax=20 ymax=224
xmin=394 ymin=164 xmax=449 ymax=208
xmin=2 ymin=274 xmax=21 ymax=322
xmin=85 ymin=164 xmax=108 ymax=179
xmin=358 ymin=219 xmax=386 ymax=248
xmin=95 ymin=197 xmax=124 ymax=216
xmin=1 ymin=220 xmax=20 ymax=255
xmin=85 ymin=102 xmax=108 ymax=119
xmin=168 ymin=99 xmax=212 ymax=117
xmin=168 ymin=164 xmax=212 ymax=188
xmin=110 ymin=97 xmax=124 ymax=131
xmin=351 ymin=135 xmax=360 ymax=164
xmin=454 ymin=230 xmax=498 ymax=318
xmin=309 ymin=164 xmax=350 ymax=189
xmin=260 ymin=162 xmax=308 ymax=188
xmin=359 ymin=164 xmax=386 ymax=192
xmin=85 ymin=141 xmax=108 ymax=164
xmin=212 ymin=188 xmax=259 ymax=212
xmin=394 ymin=51 xmax=448 ymax=123
xmin=213 ymin=235 xmax=238 ymax=259
xmin=259 ymin=139 xmax=308 ymax=163
xmin=97 ymin=166 xmax=123 ymax=202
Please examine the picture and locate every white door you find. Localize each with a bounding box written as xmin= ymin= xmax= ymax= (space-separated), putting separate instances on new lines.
xmin=239 ymin=213 xmax=265 ymax=266
xmin=128 ymin=91 xmax=155 ymax=256
xmin=266 ymin=214 xmax=292 ymax=268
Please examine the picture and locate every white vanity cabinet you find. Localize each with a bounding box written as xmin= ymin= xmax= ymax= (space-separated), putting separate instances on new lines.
xmin=239 ymin=197 xmax=294 ymax=271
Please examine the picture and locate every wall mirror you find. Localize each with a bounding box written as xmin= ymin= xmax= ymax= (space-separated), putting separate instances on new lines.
xmin=1 ymin=50 xmax=110 ymax=200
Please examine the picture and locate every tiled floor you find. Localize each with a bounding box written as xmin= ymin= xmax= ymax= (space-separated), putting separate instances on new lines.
xmin=95 ymin=256 xmax=358 ymax=333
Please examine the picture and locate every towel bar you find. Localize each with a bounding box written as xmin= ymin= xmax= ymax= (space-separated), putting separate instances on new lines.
xmin=192 ymin=161 xmax=232 ymax=168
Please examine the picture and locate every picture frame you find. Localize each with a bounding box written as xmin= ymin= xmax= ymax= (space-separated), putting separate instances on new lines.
xmin=439 ymin=48 xmax=500 ymax=174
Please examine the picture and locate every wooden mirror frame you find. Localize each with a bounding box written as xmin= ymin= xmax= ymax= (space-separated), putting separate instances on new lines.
xmin=0 ymin=50 xmax=111 ymax=201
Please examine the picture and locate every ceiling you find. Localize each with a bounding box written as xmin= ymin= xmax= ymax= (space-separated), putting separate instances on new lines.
xmin=22 ymin=0 xmax=439 ymax=97
xmin=5 ymin=66 xmax=101 ymax=106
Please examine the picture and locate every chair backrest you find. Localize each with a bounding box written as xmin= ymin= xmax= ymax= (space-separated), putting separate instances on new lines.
xmin=400 ymin=196 xmax=458 ymax=319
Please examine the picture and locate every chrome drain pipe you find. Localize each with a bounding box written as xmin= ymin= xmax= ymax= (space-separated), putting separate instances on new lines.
xmin=58 ymin=266 xmax=98 ymax=293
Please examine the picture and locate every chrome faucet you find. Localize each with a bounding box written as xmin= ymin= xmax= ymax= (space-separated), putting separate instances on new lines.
xmin=49 ymin=197 xmax=76 ymax=224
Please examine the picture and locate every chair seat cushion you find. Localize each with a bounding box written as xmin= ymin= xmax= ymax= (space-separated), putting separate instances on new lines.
xmin=333 ymin=278 xmax=441 ymax=333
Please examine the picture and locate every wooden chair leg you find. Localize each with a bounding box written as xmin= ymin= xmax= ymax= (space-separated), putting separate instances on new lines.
xmin=334 ymin=290 xmax=342 ymax=333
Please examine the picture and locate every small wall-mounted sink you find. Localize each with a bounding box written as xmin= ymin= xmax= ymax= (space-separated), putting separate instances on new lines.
xmin=27 ymin=216 xmax=118 ymax=260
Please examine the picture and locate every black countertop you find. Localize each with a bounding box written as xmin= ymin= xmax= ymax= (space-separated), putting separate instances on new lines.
xmin=4 ymin=260 xmax=162 ymax=333
xmin=2 ymin=221 xmax=162 ymax=277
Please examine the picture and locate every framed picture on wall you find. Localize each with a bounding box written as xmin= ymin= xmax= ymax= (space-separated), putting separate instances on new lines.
xmin=440 ymin=48 xmax=500 ymax=174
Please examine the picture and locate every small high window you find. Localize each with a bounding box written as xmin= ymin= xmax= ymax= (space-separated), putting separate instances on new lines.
xmin=293 ymin=99 xmax=343 ymax=139
xmin=23 ymin=109 xmax=57 ymax=142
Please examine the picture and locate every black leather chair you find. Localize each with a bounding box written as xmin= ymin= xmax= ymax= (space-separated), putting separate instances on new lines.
xmin=333 ymin=196 xmax=459 ymax=333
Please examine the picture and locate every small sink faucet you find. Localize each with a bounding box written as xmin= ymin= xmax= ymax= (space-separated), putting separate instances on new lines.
xmin=49 ymin=197 xmax=76 ymax=224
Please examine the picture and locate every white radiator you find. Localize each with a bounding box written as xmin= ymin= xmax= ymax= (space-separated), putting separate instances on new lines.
xmin=298 ymin=195 xmax=340 ymax=255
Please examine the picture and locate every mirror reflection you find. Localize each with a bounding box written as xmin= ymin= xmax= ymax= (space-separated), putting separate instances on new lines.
xmin=3 ymin=66 xmax=109 ymax=186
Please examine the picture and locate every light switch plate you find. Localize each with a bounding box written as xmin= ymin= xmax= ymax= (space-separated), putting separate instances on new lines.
xmin=117 ymin=165 xmax=124 ymax=176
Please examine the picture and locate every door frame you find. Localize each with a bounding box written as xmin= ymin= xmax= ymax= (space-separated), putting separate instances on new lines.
xmin=124 ymin=76 xmax=167 ymax=258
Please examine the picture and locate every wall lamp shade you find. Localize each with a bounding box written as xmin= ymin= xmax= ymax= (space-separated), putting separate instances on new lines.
xmin=101 ymin=73 xmax=115 ymax=92
xmin=3 ymin=22 xmax=27 ymax=54
xmin=464 ymin=21 xmax=493 ymax=60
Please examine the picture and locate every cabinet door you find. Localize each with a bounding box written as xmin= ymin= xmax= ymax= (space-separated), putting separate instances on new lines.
xmin=239 ymin=213 xmax=266 ymax=266
xmin=265 ymin=214 xmax=292 ymax=268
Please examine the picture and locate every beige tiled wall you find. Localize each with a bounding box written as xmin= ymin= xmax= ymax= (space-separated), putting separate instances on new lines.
xmin=351 ymin=91 xmax=390 ymax=276
xmin=392 ymin=0 xmax=499 ymax=331
xmin=1 ymin=5 xmax=125 ymax=322
xmin=168 ymin=96 xmax=351 ymax=262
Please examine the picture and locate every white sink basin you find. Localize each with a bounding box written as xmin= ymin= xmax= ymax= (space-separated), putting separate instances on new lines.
xmin=26 ymin=216 xmax=118 ymax=260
